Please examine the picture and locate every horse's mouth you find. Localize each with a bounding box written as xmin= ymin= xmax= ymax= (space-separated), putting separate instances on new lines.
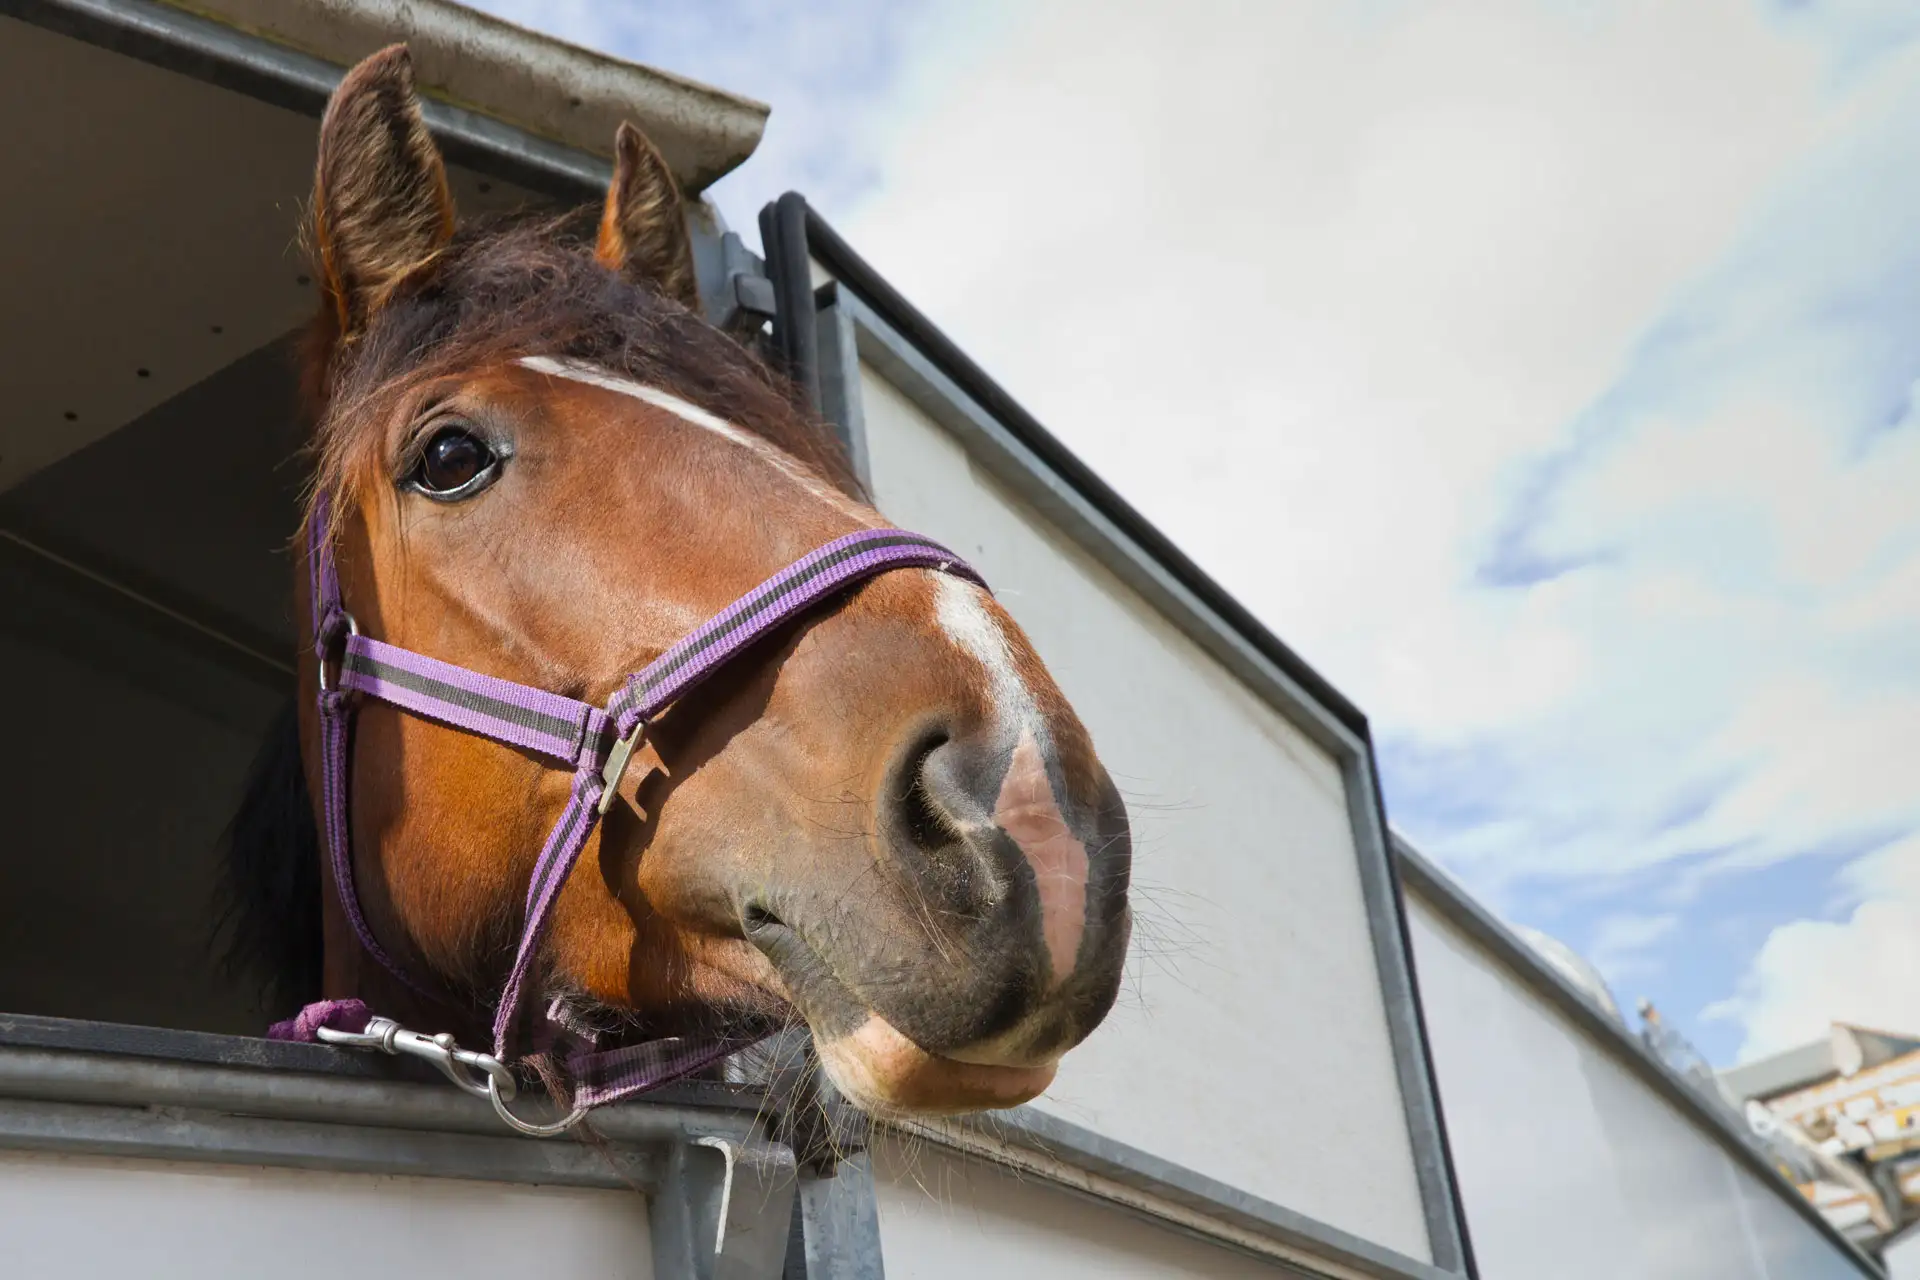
xmin=739 ymin=909 xmax=1056 ymax=1116
xmin=813 ymin=1014 xmax=1056 ymax=1117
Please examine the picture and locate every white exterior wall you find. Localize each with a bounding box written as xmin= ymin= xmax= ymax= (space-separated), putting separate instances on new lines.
xmin=1406 ymin=893 xmax=1869 ymax=1280
xmin=872 ymin=1141 xmax=1273 ymax=1280
xmin=0 ymin=1151 xmax=655 ymax=1279
xmin=858 ymin=365 xmax=1432 ymax=1263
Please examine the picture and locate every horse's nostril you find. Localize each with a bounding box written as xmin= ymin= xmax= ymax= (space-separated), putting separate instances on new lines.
xmin=900 ymin=737 xmax=953 ymax=854
xmin=882 ymin=726 xmax=1009 ymax=917
xmin=742 ymin=905 xmax=782 ymax=933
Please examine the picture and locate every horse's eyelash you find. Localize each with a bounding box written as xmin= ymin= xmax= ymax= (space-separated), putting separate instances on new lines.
xmin=394 ymin=406 xmax=465 ymax=470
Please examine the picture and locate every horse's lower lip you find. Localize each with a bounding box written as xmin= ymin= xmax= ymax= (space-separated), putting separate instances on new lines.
xmin=739 ymin=914 xmax=1056 ymax=1114
xmin=813 ymin=1014 xmax=1057 ymax=1117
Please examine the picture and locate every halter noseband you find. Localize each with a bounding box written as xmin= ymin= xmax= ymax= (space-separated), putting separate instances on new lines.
xmin=275 ymin=483 xmax=985 ymax=1134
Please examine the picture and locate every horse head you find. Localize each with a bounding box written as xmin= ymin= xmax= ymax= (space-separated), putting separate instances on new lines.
xmin=290 ymin=46 xmax=1131 ymax=1117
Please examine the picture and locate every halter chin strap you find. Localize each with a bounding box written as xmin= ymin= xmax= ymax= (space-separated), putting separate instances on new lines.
xmin=275 ymin=485 xmax=986 ymax=1120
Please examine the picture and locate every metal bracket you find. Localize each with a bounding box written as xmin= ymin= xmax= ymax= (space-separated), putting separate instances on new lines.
xmin=728 ymin=1030 xmax=887 ymax=1279
xmin=812 ymin=282 xmax=872 ymax=489
xmin=796 ymin=1153 xmax=887 ymax=1280
xmin=701 ymin=229 xmax=777 ymax=339
xmin=651 ymin=1135 xmax=799 ymax=1280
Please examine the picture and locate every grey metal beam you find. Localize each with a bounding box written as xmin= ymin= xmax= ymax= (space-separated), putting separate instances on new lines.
xmin=0 ymin=0 xmax=610 ymax=198
xmin=813 ymin=281 xmax=873 ymax=490
xmin=0 ymin=1043 xmax=762 ymax=1148
xmin=797 ymin=1154 xmax=887 ymax=1280
xmin=651 ymin=1136 xmax=799 ymax=1280
xmin=800 ymin=203 xmax=1370 ymax=740
xmin=0 ymin=1011 xmax=768 ymax=1117
xmin=0 ymin=1094 xmax=659 ymax=1189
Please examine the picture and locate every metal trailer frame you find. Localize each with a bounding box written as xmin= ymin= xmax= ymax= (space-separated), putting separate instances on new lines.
xmin=1393 ymin=840 xmax=1885 ymax=1278
xmin=0 ymin=1013 xmax=803 ymax=1278
xmin=0 ymin=3 xmax=1476 ymax=1277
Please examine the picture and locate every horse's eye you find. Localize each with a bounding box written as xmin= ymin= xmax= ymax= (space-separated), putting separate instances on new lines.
xmin=409 ymin=426 xmax=499 ymax=499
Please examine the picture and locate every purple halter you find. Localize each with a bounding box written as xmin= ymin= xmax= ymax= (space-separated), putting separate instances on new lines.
xmin=275 ymin=483 xmax=984 ymax=1130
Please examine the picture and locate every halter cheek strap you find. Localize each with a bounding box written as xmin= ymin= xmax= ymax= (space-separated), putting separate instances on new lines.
xmin=277 ymin=486 xmax=986 ymax=1121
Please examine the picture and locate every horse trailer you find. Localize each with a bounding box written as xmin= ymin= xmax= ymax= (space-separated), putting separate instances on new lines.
xmin=0 ymin=2 xmax=1889 ymax=1277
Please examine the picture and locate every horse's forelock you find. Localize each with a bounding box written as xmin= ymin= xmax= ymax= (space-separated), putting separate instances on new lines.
xmin=300 ymin=213 xmax=857 ymax=545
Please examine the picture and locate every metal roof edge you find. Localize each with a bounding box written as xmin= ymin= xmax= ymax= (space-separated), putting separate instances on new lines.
xmin=157 ymin=0 xmax=768 ymax=192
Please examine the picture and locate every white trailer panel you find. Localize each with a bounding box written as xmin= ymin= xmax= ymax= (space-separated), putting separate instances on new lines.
xmin=1403 ymin=862 xmax=1876 ymax=1280
xmin=872 ymin=1142 xmax=1277 ymax=1280
xmin=1 ymin=1151 xmax=657 ymax=1279
xmin=852 ymin=322 xmax=1439 ymax=1267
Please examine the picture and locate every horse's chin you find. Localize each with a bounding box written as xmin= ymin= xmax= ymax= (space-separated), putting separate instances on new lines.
xmin=813 ymin=1014 xmax=1056 ymax=1118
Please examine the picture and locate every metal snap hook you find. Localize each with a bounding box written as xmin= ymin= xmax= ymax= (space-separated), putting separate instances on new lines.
xmin=318 ymin=1016 xmax=522 ymax=1113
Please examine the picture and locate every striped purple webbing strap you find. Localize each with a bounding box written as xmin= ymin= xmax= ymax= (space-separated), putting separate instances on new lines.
xmin=606 ymin=530 xmax=984 ymax=735
xmin=301 ymin=489 xmax=983 ymax=1109
xmin=340 ymin=638 xmax=610 ymax=768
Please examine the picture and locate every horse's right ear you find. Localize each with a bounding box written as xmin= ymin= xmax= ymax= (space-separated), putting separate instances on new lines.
xmin=596 ymin=121 xmax=700 ymax=310
xmin=310 ymin=45 xmax=454 ymax=351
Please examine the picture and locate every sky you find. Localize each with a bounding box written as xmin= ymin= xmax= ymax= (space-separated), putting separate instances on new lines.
xmin=468 ymin=0 xmax=1920 ymax=1068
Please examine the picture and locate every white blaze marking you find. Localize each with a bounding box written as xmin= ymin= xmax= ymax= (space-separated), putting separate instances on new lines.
xmin=515 ymin=356 xmax=869 ymax=519
xmin=933 ymin=576 xmax=1089 ymax=985
xmin=932 ymin=574 xmax=1037 ymax=732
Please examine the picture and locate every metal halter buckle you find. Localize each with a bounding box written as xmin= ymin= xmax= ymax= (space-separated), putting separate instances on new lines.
xmin=596 ymin=721 xmax=648 ymax=816
xmin=317 ymin=1016 xmax=587 ymax=1138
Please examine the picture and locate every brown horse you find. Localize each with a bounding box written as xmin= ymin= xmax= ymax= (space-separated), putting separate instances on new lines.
xmin=221 ymin=46 xmax=1131 ymax=1118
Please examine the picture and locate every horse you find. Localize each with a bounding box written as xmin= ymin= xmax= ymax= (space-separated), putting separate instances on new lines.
xmin=220 ymin=45 xmax=1132 ymax=1120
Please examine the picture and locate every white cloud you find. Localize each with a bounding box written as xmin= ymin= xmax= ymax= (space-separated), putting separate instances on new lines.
xmin=1705 ymin=834 xmax=1920 ymax=1061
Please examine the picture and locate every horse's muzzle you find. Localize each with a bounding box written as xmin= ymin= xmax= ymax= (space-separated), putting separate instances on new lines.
xmin=742 ymin=713 xmax=1132 ymax=1112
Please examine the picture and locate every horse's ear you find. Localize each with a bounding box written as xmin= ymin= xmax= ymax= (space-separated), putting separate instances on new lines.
xmin=596 ymin=121 xmax=700 ymax=310
xmin=310 ymin=45 xmax=454 ymax=347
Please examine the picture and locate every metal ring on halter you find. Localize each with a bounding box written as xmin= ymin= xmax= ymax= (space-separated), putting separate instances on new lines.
xmin=315 ymin=611 xmax=361 ymax=694
xmin=487 ymin=1072 xmax=590 ymax=1138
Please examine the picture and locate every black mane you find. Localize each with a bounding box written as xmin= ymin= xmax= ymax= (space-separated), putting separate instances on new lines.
xmin=216 ymin=700 xmax=323 ymax=1016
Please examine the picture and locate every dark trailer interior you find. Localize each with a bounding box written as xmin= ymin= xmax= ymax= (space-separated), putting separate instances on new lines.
xmin=0 ymin=3 xmax=764 ymax=1039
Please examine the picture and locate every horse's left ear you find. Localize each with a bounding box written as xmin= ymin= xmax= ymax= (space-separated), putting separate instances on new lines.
xmin=310 ymin=45 xmax=455 ymax=347
xmin=596 ymin=121 xmax=700 ymax=310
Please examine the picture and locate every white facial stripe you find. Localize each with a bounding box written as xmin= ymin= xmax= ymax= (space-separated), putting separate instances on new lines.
xmin=515 ymin=356 xmax=868 ymax=519
xmin=933 ymin=574 xmax=1039 ymax=734
xmin=935 ymin=576 xmax=1086 ymax=987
